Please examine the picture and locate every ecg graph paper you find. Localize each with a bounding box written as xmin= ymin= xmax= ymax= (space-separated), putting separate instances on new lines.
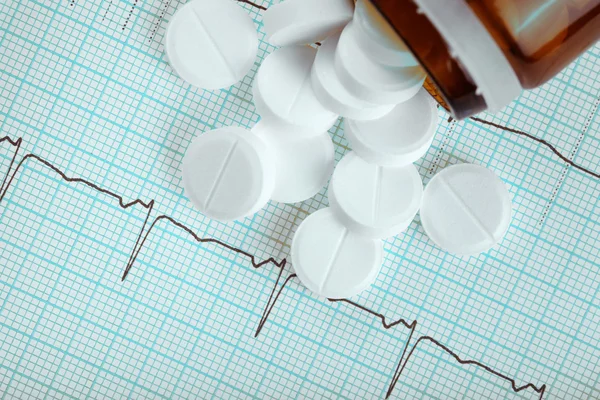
xmin=0 ymin=0 xmax=599 ymax=399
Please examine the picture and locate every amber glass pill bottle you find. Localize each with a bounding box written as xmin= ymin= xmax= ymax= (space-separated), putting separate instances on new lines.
xmin=367 ymin=0 xmax=600 ymax=119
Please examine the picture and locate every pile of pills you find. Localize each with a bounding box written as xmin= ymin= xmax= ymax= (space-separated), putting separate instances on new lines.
xmin=169 ymin=0 xmax=512 ymax=298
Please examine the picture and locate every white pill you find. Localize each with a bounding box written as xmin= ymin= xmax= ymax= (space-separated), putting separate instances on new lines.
xmin=263 ymin=0 xmax=354 ymax=47
xmin=420 ymin=164 xmax=512 ymax=256
xmin=292 ymin=208 xmax=383 ymax=299
xmin=165 ymin=0 xmax=258 ymax=90
xmin=344 ymin=89 xmax=438 ymax=167
xmin=353 ymin=0 xmax=418 ymax=67
xmin=253 ymin=46 xmax=338 ymax=137
xmin=329 ymin=153 xmax=423 ymax=239
xmin=311 ymin=33 xmax=395 ymax=120
xmin=252 ymin=121 xmax=335 ymax=203
xmin=182 ymin=127 xmax=275 ymax=222
xmin=335 ymin=22 xmax=425 ymax=105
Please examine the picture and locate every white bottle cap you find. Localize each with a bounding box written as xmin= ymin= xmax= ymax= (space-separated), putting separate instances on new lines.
xmin=414 ymin=0 xmax=522 ymax=112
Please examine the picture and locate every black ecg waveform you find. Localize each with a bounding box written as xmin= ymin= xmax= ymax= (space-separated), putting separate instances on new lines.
xmin=471 ymin=116 xmax=600 ymax=180
xmin=0 ymin=135 xmax=547 ymax=399
xmin=237 ymin=0 xmax=267 ymax=11
xmin=6 ymin=0 xmax=592 ymax=396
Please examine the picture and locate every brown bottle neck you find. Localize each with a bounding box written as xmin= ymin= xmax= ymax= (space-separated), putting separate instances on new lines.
xmin=370 ymin=0 xmax=487 ymax=119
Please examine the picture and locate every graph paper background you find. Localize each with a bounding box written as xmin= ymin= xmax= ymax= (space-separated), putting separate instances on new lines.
xmin=0 ymin=0 xmax=599 ymax=399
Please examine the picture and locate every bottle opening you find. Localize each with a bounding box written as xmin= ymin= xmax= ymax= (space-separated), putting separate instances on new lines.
xmin=369 ymin=0 xmax=600 ymax=119
xmin=369 ymin=0 xmax=488 ymax=120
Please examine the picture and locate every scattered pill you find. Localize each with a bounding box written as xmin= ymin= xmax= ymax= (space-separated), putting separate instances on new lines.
xmin=352 ymin=0 xmax=419 ymax=67
xmin=420 ymin=164 xmax=512 ymax=256
xmin=252 ymin=121 xmax=335 ymax=203
xmin=311 ymin=33 xmax=395 ymax=120
xmin=253 ymin=46 xmax=338 ymax=137
xmin=344 ymin=89 xmax=438 ymax=167
xmin=263 ymin=0 xmax=354 ymax=47
xmin=292 ymin=207 xmax=383 ymax=299
xmin=181 ymin=127 xmax=275 ymax=222
xmin=165 ymin=0 xmax=258 ymax=90
xmin=335 ymin=22 xmax=426 ymax=105
xmin=329 ymin=153 xmax=423 ymax=239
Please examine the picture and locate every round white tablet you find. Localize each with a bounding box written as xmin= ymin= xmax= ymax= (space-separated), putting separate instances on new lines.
xmin=311 ymin=33 xmax=395 ymax=120
xmin=420 ymin=164 xmax=512 ymax=256
xmin=253 ymin=46 xmax=338 ymax=137
xmin=329 ymin=153 xmax=423 ymax=239
xmin=263 ymin=0 xmax=354 ymax=47
xmin=335 ymin=22 xmax=425 ymax=105
xmin=182 ymin=127 xmax=275 ymax=222
xmin=353 ymin=0 xmax=418 ymax=67
xmin=252 ymin=121 xmax=335 ymax=203
xmin=344 ymin=89 xmax=438 ymax=167
xmin=165 ymin=0 xmax=258 ymax=90
xmin=292 ymin=208 xmax=383 ymax=299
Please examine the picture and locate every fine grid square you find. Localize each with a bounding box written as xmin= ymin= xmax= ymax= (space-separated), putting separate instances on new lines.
xmin=1 ymin=0 xmax=600 ymax=399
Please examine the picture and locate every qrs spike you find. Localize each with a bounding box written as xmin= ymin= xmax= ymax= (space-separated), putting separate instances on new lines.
xmin=0 ymin=135 xmax=547 ymax=399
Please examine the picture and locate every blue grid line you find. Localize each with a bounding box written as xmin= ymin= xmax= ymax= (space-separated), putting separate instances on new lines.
xmin=1 ymin=0 xmax=599 ymax=399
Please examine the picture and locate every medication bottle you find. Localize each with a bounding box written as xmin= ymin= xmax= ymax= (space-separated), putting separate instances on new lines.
xmin=367 ymin=0 xmax=600 ymax=119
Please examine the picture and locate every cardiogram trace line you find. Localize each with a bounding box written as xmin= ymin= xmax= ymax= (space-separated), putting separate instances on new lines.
xmin=328 ymin=300 xmax=546 ymax=399
xmin=537 ymin=98 xmax=600 ymax=226
xmin=470 ymin=116 xmax=600 ymax=180
xmin=0 ymin=135 xmax=547 ymax=399
xmin=0 ymin=0 xmax=591 ymax=397
xmin=237 ymin=0 xmax=267 ymax=11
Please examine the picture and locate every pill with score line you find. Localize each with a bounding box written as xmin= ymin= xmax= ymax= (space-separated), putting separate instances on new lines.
xmin=165 ymin=0 xmax=258 ymax=90
xmin=252 ymin=121 xmax=335 ymax=203
xmin=311 ymin=33 xmax=395 ymax=120
xmin=263 ymin=0 xmax=354 ymax=46
xmin=181 ymin=127 xmax=275 ymax=222
xmin=253 ymin=46 xmax=339 ymax=137
xmin=420 ymin=163 xmax=512 ymax=256
xmin=292 ymin=207 xmax=383 ymax=299
xmin=329 ymin=152 xmax=423 ymax=239
xmin=344 ymin=89 xmax=438 ymax=167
